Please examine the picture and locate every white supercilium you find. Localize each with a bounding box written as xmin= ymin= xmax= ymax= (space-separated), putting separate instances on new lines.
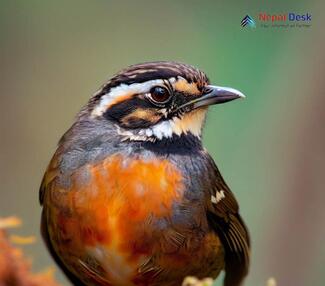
xmin=92 ymin=79 xmax=165 ymax=117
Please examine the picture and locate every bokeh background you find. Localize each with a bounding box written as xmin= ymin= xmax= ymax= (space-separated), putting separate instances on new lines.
xmin=1 ymin=1 xmax=324 ymax=285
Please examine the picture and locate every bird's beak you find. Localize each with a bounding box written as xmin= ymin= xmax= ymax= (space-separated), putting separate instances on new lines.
xmin=190 ymin=85 xmax=245 ymax=109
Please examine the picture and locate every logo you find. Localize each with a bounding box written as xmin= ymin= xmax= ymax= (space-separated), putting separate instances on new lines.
xmin=241 ymin=15 xmax=256 ymax=28
xmin=259 ymin=12 xmax=311 ymax=22
xmin=241 ymin=12 xmax=312 ymax=29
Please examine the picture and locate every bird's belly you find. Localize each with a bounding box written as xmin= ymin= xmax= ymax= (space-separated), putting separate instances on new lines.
xmin=45 ymin=155 xmax=224 ymax=285
xmin=56 ymin=219 xmax=224 ymax=286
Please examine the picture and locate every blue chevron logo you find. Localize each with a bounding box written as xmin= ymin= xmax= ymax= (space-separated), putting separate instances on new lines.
xmin=241 ymin=15 xmax=256 ymax=28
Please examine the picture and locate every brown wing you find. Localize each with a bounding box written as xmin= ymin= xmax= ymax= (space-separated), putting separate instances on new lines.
xmin=206 ymin=156 xmax=250 ymax=286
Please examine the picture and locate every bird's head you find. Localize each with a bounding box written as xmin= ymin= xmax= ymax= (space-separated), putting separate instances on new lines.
xmin=86 ymin=61 xmax=245 ymax=142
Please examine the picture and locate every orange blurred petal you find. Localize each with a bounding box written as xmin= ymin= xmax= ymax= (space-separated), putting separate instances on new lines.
xmin=9 ymin=235 xmax=36 ymax=245
xmin=0 ymin=216 xmax=22 ymax=229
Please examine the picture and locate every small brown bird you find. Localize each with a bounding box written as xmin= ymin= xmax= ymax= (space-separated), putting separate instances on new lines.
xmin=40 ymin=61 xmax=250 ymax=286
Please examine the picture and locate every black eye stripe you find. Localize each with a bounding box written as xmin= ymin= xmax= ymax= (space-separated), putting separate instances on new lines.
xmin=103 ymin=97 xmax=153 ymax=122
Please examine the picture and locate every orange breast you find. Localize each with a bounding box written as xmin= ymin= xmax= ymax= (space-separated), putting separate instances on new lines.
xmin=45 ymin=155 xmax=186 ymax=285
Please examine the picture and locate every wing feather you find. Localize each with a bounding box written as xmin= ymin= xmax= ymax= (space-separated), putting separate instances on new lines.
xmin=205 ymin=154 xmax=250 ymax=286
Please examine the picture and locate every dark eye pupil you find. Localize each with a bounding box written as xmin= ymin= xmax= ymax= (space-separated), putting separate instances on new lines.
xmin=150 ymin=86 xmax=170 ymax=103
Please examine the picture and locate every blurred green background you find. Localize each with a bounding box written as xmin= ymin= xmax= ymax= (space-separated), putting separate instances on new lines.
xmin=1 ymin=0 xmax=324 ymax=285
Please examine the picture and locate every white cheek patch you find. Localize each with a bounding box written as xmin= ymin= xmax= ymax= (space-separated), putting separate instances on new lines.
xmin=151 ymin=121 xmax=174 ymax=140
xmin=118 ymin=121 xmax=174 ymax=142
xmin=117 ymin=109 xmax=207 ymax=142
xmin=91 ymin=79 xmax=164 ymax=117
xmin=150 ymin=108 xmax=207 ymax=140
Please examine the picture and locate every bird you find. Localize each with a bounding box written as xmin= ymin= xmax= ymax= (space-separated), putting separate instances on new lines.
xmin=39 ymin=61 xmax=250 ymax=286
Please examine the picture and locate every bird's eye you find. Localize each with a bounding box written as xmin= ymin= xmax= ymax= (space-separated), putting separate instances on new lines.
xmin=149 ymin=86 xmax=171 ymax=104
